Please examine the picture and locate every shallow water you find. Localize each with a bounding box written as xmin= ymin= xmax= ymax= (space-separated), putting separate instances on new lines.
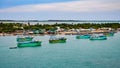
xmin=0 ymin=32 xmax=120 ymax=68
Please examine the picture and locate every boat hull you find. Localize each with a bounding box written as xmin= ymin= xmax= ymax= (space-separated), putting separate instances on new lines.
xmin=105 ymin=33 xmax=114 ymax=37
xmin=17 ymin=41 xmax=42 ymax=47
xmin=49 ymin=39 xmax=66 ymax=43
xmin=76 ymin=35 xmax=91 ymax=39
xmin=90 ymin=36 xmax=107 ymax=40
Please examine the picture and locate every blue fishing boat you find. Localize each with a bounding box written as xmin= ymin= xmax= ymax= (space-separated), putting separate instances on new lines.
xmin=76 ymin=34 xmax=91 ymax=39
xmin=90 ymin=34 xmax=107 ymax=40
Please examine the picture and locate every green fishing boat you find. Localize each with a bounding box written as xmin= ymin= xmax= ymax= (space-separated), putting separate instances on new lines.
xmin=17 ymin=41 xmax=42 ymax=47
xmin=49 ymin=36 xmax=67 ymax=43
xmin=17 ymin=35 xmax=33 ymax=42
xmin=76 ymin=34 xmax=91 ymax=39
xmin=105 ymin=32 xmax=114 ymax=37
xmin=90 ymin=34 xmax=107 ymax=40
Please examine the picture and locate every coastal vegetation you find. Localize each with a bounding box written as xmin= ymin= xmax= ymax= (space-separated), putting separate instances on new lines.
xmin=0 ymin=22 xmax=120 ymax=33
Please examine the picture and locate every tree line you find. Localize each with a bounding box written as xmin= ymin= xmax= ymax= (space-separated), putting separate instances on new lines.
xmin=0 ymin=22 xmax=120 ymax=33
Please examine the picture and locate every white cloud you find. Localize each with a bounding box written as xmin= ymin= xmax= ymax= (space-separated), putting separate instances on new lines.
xmin=0 ymin=0 xmax=120 ymax=13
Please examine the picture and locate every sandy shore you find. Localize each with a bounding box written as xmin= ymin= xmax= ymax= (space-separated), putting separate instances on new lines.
xmin=0 ymin=30 xmax=116 ymax=36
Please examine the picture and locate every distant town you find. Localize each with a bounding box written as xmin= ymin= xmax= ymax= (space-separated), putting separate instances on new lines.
xmin=0 ymin=20 xmax=120 ymax=36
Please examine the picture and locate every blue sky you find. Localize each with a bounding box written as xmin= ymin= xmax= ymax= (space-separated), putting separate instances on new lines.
xmin=0 ymin=0 xmax=74 ymax=8
xmin=0 ymin=0 xmax=120 ymax=20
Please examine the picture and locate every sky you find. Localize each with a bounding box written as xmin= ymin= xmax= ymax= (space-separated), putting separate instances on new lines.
xmin=0 ymin=0 xmax=120 ymax=20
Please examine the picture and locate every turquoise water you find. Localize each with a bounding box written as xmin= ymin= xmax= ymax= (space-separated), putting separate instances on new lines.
xmin=0 ymin=32 xmax=120 ymax=68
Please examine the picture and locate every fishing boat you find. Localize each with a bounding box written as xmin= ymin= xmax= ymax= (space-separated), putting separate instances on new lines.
xmin=17 ymin=35 xmax=42 ymax=47
xmin=49 ymin=36 xmax=67 ymax=43
xmin=17 ymin=41 xmax=42 ymax=47
xmin=90 ymin=34 xmax=107 ymax=40
xmin=105 ymin=32 xmax=114 ymax=37
xmin=76 ymin=34 xmax=91 ymax=39
xmin=9 ymin=47 xmax=17 ymax=49
xmin=17 ymin=35 xmax=33 ymax=42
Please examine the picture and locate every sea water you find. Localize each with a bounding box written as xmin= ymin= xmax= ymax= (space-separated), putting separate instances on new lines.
xmin=0 ymin=32 xmax=120 ymax=68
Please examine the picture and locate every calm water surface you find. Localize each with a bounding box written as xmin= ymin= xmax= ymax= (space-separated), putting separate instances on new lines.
xmin=0 ymin=32 xmax=120 ymax=68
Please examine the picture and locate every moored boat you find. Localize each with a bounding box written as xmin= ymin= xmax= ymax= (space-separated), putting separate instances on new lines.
xmin=90 ymin=34 xmax=107 ymax=40
xmin=9 ymin=47 xmax=17 ymax=49
xmin=17 ymin=41 xmax=42 ymax=47
xmin=76 ymin=34 xmax=91 ymax=39
xmin=17 ymin=35 xmax=33 ymax=42
xmin=105 ymin=32 xmax=114 ymax=37
xmin=49 ymin=36 xmax=67 ymax=43
xmin=16 ymin=35 xmax=42 ymax=47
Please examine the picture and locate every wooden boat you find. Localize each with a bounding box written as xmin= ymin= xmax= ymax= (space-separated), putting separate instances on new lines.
xmin=17 ymin=41 xmax=42 ymax=47
xmin=17 ymin=35 xmax=33 ymax=42
xmin=9 ymin=47 xmax=17 ymax=49
xmin=16 ymin=35 xmax=42 ymax=47
xmin=76 ymin=34 xmax=91 ymax=39
xmin=90 ymin=34 xmax=107 ymax=40
xmin=105 ymin=32 xmax=114 ymax=37
xmin=49 ymin=36 xmax=67 ymax=43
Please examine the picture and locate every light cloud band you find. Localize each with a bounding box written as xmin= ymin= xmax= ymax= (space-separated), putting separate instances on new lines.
xmin=0 ymin=0 xmax=120 ymax=13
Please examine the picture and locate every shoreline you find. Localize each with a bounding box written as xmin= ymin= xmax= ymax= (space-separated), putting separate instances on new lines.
xmin=0 ymin=30 xmax=118 ymax=36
